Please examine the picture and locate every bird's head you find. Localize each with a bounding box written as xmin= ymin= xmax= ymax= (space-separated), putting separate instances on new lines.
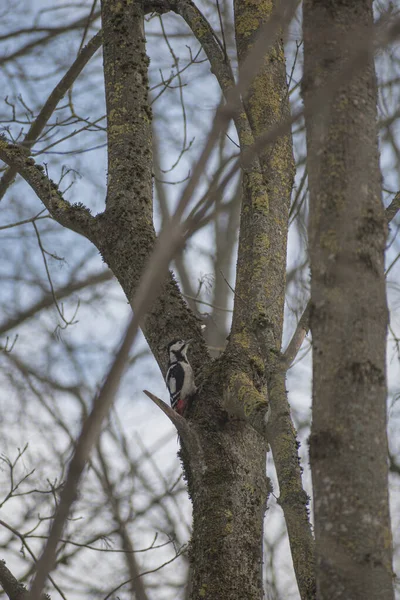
xmin=167 ymin=338 xmax=193 ymax=362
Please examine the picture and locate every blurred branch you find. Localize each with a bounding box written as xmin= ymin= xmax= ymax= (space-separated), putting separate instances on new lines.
xmin=94 ymin=443 xmax=150 ymax=600
xmin=0 ymin=11 xmax=101 ymax=67
xmin=282 ymin=303 xmax=310 ymax=369
xmin=389 ymin=453 xmax=400 ymax=476
xmin=27 ymin=106 xmax=216 ymax=594
xmin=103 ymin=545 xmax=187 ymax=600
xmin=283 ymin=191 xmax=400 ymax=368
xmin=153 ymin=134 xmax=197 ymax=309
xmin=205 ymin=174 xmax=241 ymax=354
xmin=0 ymin=269 xmax=113 ymax=337
xmin=28 ymin=311 xmax=141 ymax=600
xmin=386 ymin=190 xmax=400 ymax=223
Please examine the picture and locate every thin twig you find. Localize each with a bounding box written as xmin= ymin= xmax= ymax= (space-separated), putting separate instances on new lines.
xmin=183 ymin=294 xmax=233 ymax=313
xmin=27 ymin=313 xmax=140 ymax=600
xmin=32 ymin=220 xmax=79 ymax=329
xmin=0 ymin=214 xmax=50 ymax=231
xmin=0 ymin=521 xmax=64 ymax=600
xmin=102 ymin=546 xmax=187 ymax=600
xmin=0 ymin=31 xmax=102 ymax=200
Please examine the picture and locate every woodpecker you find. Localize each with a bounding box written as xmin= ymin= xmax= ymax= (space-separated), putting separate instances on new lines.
xmin=166 ymin=338 xmax=196 ymax=415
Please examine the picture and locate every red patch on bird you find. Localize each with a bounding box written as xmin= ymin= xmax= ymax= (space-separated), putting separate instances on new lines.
xmin=175 ymin=398 xmax=186 ymax=415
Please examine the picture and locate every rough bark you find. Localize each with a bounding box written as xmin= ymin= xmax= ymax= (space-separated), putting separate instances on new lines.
xmin=97 ymin=3 xmax=269 ymax=599
xmin=0 ymin=2 xmax=314 ymax=599
xmin=95 ymin=1 xmax=311 ymax=599
xmin=183 ymin=396 xmax=269 ymax=600
xmin=96 ymin=0 xmax=208 ymax=373
xmin=0 ymin=561 xmax=29 ymax=600
xmin=0 ymin=561 xmax=49 ymax=600
xmin=231 ymin=0 xmax=294 ymax=355
xmin=228 ymin=2 xmax=316 ymax=599
xmin=302 ymin=1 xmax=394 ymax=599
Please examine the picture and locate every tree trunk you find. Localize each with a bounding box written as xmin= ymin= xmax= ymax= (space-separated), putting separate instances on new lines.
xmin=231 ymin=2 xmax=316 ymax=598
xmin=303 ymin=1 xmax=394 ymax=598
xmin=183 ymin=401 xmax=269 ymax=600
xmin=0 ymin=0 xmax=398 ymax=599
xmin=98 ymin=3 xmax=270 ymax=599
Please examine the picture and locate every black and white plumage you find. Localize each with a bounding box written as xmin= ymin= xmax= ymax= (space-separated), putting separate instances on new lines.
xmin=166 ymin=339 xmax=196 ymax=415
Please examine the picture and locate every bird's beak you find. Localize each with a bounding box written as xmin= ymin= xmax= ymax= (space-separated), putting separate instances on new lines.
xmin=185 ymin=339 xmax=194 ymax=347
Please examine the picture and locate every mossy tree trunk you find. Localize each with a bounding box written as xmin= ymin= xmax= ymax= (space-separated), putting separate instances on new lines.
xmin=94 ymin=1 xmax=294 ymax=599
xmin=0 ymin=0 xmax=398 ymax=598
xmin=93 ymin=1 xmax=305 ymax=599
xmin=0 ymin=0 xmax=363 ymax=598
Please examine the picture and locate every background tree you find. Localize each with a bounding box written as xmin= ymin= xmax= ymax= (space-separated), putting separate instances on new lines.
xmin=0 ymin=1 xmax=399 ymax=599
xmin=303 ymin=1 xmax=394 ymax=598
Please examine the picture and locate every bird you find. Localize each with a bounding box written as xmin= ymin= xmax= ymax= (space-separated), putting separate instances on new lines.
xmin=166 ymin=338 xmax=196 ymax=415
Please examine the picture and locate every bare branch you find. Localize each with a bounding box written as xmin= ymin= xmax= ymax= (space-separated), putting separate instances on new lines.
xmin=282 ymin=303 xmax=311 ymax=368
xmin=0 ymin=10 xmax=101 ymax=67
xmin=143 ymin=389 xmax=188 ymax=429
xmin=0 ymin=139 xmax=96 ymax=237
xmin=102 ymin=546 xmax=187 ymax=600
xmin=27 ymin=312 xmax=140 ymax=600
xmin=386 ymin=190 xmax=400 ymax=223
xmin=0 ymin=560 xmax=29 ymax=600
xmin=169 ymin=0 xmax=235 ymax=99
xmin=0 ymin=32 xmax=102 ymax=201
xmin=0 ymin=269 xmax=113 ymax=337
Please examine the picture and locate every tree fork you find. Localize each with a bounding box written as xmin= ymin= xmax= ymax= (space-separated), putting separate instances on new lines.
xmin=98 ymin=3 xmax=270 ymax=599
